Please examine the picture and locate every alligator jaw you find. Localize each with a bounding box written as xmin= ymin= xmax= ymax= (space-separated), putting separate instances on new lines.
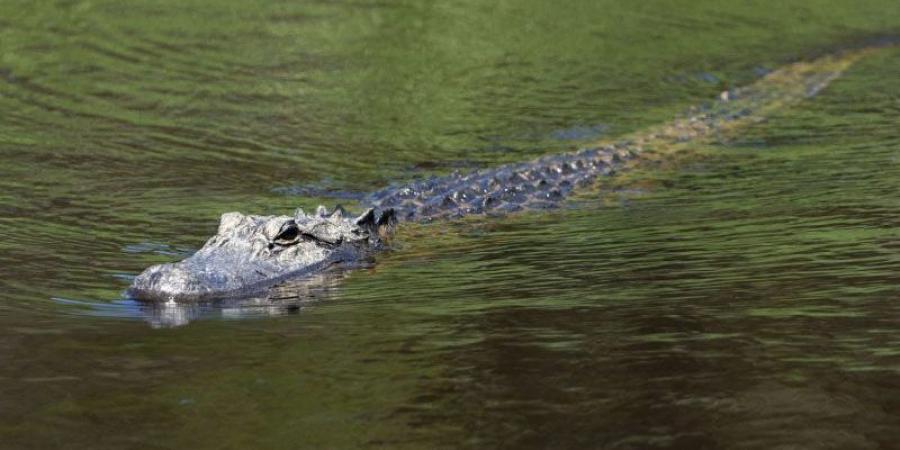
xmin=127 ymin=206 xmax=395 ymax=302
xmin=139 ymin=270 xmax=353 ymax=328
xmin=127 ymin=257 xmax=341 ymax=302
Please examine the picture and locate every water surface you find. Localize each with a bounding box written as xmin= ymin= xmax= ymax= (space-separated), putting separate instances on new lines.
xmin=1 ymin=1 xmax=899 ymax=448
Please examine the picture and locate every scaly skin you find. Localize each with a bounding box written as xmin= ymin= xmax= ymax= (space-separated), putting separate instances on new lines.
xmin=128 ymin=207 xmax=396 ymax=301
xmin=129 ymin=46 xmax=880 ymax=303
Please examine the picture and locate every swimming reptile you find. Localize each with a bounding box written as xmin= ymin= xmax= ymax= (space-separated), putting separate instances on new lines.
xmin=127 ymin=45 xmax=884 ymax=302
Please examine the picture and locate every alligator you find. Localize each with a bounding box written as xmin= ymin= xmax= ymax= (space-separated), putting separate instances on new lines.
xmin=128 ymin=45 xmax=882 ymax=303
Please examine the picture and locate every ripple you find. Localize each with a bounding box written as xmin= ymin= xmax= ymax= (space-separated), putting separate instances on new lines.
xmin=1 ymin=0 xmax=899 ymax=447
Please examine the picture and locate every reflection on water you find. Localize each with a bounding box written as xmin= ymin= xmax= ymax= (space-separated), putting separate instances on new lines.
xmin=55 ymin=270 xmax=352 ymax=328
xmin=138 ymin=270 xmax=351 ymax=328
xmin=141 ymin=296 xmax=299 ymax=329
xmin=1 ymin=0 xmax=900 ymax=448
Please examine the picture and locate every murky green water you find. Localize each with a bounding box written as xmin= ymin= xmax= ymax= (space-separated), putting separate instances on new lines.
xmin=1 ymin=1 xmax=899 ymax=448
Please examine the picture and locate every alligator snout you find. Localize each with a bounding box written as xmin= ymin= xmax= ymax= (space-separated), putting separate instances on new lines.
xmin=129 ymin=262 xmax=227 ymax=300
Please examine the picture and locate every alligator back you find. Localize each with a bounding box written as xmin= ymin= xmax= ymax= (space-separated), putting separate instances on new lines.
xmin=365 ymin=46 xmax=875 ymax=222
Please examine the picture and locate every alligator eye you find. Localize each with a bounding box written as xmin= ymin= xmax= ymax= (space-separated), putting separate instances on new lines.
xmin=273 ymin=221 xmax=300 ymax=245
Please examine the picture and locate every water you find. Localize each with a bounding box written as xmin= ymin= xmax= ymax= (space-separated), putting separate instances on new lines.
xmin=1 ymin=1 xmax=899 ymax=448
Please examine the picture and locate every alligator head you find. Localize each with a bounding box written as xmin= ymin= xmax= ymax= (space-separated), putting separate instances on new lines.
xmin=128 ymin=206 xmax=395 ymax=301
